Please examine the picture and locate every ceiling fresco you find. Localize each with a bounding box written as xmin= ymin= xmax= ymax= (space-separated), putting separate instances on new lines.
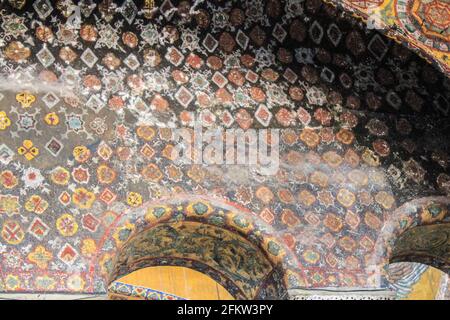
xmin=0 ymin=0 xmax=449 ymax=298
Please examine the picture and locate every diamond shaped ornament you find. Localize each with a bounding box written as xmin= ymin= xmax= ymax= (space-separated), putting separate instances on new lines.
xmin=33 ymin=0 xmax=53 ymax=20
xmin=200 ymin=109 xmax=216 ymax=127
xmin=203 ymin=34 xmax=218 ymax=52
xmin=283 ymin=68 xmax=298 ymax=84
xmin=97 ymin=141 xmax=113 ymax=161
xmin=58 ymin=243 xmax=79 ymax=266
xmin=212 ymin=72 xmax=228 ymax=88
xmin=320 ymin=67 xmax=335 ymax=83
xmin=27 ymin=217 xmax=50 ymax=240
xmin=36 ymin=46 xmax=55 ymax=68
xmin=160 ymin=0 xmax=175 ymax=21
xmin=132 ymin=97 xmax=149 ymax=113
xmin=368 ymin=34 xmax=388 ymax=62
xmin=327 ymin=23 xmax=342 ymax=47
xmin=81 ymin=48 xmax=98 ymax=68
xmin=309 ymin=20 xmax=324 ymax=45
xmin=0 ymin=144 xmax=14 ymax=165
xmin=42 ymin=92 xmax=60 ymax=108
xmin=124 ymin=53 xmax=140 ymax=70
xmin=220 ymin=110 xmax=234 ymax=127
xmin=79 ymin=0 xmax=96 ymax=17
xmin=165 ymin=47 xmax=184 ymax=66
xmin=45 ymin=137 xmax=64 ymax=156
xmin=86 ymin=95 xmax=104 ymax=113
xmin=236 ymin=30 xmax=249 ymax=50
xmin=272 ymin=23 xmax=287 ymax=43
xmin=255 ymin=104 xmax=273 ymax=127
xmin=175 ymin=86 xmax=193 ymax=108
xmin=121 ymin=0 xmax=138 ymax=24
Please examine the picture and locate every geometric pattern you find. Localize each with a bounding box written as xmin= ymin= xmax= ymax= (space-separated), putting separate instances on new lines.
xmin=330 ymin=0 xmax=450 ymax=74
xmin=108 ymin=281 xmax=186 ymax=300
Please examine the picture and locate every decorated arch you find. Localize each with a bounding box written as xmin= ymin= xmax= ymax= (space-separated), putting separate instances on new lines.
xmin=94 ymin=195 xmax=303 ymax=299
xmin=369 ymin=196 xmax=450 ymax=287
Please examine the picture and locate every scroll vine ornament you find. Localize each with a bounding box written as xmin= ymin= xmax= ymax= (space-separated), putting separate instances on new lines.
xmin=16 ymin=92 xmax=36 ymax=108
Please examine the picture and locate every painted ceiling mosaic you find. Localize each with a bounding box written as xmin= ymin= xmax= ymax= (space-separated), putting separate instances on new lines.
xmin=0 ymin=0 xmax=449 ymax=297
xmin=327 ymin=0 xmax=450 ymax=75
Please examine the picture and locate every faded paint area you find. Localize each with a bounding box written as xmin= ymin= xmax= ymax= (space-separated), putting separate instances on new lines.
xmin=405 ymin=266 xmax=446 ymax=300
xmin=115 ymin=266 xmax=234 ymax=300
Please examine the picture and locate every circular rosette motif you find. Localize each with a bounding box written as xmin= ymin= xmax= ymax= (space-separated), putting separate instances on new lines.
xmin=1 ymin=220 xmax=24 ymax=245
xmin=4 ymin=41 xmax=31 ymax=62
xmin=24 ymin=195 xmax=49 ymax=214
xmin=97 ymin=164 xmax=116 ymax=184
xmin=50 ymin=166 xmax=71 ymax=186
xmin=186 ymin=201 xmax=213 ymax=217
xmin=396 ymin=0 xmax=450 ymax=51
xmin=0 ymin=170 xmax=18 ymax=189
xmin=73 ymin=146 xmax=91 ymax=163
xmin=72 ymin=188 xmax=96 ymax=209
xmin=127 ymin=192 xmax=142 ymax=207
xmin=411 ymin=0 xmax=450 ymax=42
xmin=80 ymin=24 xmax=98 ymax=42
xmin=56 ymin=214 xmax=79 ymax=237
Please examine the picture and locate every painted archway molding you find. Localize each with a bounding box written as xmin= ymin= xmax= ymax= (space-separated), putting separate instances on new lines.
xmin=95 ymin=194 xmax=450 ymax=300
xmin=368 ymin=196 xmax=450 ymax=287
xmin=108 ymin=221 xmax=283 ymax=299
xmin=97 ymin=194 xmax=304 ymax=299
xmin=390 ymin=224 xmax=450 ymax=273
xmin=322 ymin=0 xmax=450 ymax=75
